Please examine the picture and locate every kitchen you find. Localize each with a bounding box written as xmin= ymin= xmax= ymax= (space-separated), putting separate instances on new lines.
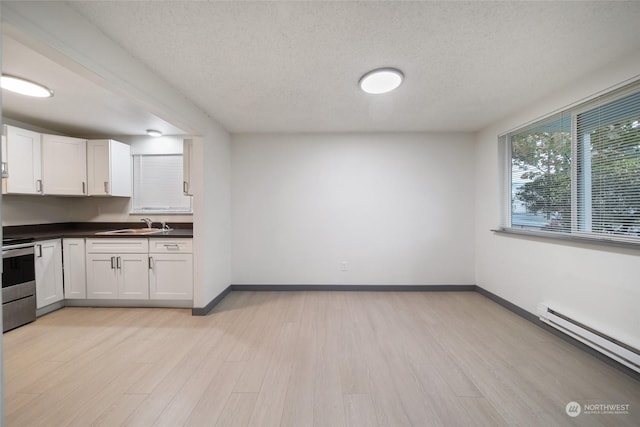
xmin=1 ymin=35 xmax=203 ymax=328
xmin=0 ymin=2 xmax=232 ymax=322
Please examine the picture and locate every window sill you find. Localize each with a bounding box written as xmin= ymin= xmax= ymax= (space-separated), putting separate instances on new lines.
xmin=492 ymin=227 xmax=640 ymax=250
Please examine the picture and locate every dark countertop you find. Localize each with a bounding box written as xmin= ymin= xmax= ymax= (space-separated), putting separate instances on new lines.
xmin=3 ymin=222 xmax=193 ymax=241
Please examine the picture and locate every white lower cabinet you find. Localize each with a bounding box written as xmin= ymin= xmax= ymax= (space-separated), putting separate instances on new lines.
xmin=82 ymin=237 xmax=192 ymax=302
xmin=86 ymin=253 xmax=118 ymax=298
xmin=118 ymin=254 xmax=149 ymax=299
xmin=63 ymin=239 xmax=87 ymax=299
xmin=85 ymin=238 xmax=149 ymax=300
xmin=86 ymin=253 xmax=149 ymax=299
xmin=149 ymin=253 xmax=193 ymax=300
xmin=35 ymin=239 xmax=64 ymax=309
xmin=149 ymin=239 xmax=193 ymax=300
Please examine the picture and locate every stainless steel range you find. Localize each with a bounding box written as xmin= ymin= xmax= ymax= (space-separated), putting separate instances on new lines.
xmin=2 ymin=237 xmax=36 ymax=332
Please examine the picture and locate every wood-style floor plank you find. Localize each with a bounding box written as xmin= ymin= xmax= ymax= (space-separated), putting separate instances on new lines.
xmin=215 ymin=392 xmax=258 ymax=427
xmin=183 ymin=361 xmax=248 ymax=427
xmin=3 ymin=291 xmax=639 ymax=426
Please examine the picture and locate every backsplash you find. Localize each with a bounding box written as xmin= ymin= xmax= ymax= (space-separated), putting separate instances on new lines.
xmin=2 ymin=195 xmax=75 ymax=226
xmin=2 ymin=195 xmax=192 ymax=226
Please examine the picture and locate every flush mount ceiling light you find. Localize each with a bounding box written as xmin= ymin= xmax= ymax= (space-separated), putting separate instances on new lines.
xmin=146 ymin=129 xmax=162 ymax=137
xmin=1 ymin=74 xmax=53 ymax=98
xmin=359 ymin=68 xmax=404 ymax=94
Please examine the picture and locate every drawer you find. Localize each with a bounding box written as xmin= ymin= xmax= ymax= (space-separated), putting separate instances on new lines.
xmin=86 ymin=238 xmax=149 ymax=253
xmin=149 ymin=238 xmax=192 ymax=253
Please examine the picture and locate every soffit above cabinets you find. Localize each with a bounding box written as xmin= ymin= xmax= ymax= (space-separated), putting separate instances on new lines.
xmin=1 ymin=35 xmax=187 ymax=138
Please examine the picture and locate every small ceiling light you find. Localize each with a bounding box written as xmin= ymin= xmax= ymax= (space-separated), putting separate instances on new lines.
xmin=146 ymin=129 xmax=162 ymax=137
xmin=1 ymin=74 xmax=53 ymax=98
xmin=359 ymin=68 xmax=404 ymax=94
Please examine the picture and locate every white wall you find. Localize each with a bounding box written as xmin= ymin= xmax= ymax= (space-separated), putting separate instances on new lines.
xmin=2 ymin=195 xmax=74 ymax=225
xmin=232 ymin=132 xmax=475 ymax=286
xmin=474 ymin=49 xmax=640 ymax=349
xmin=193 ymin=132 xmax=232 ymax=307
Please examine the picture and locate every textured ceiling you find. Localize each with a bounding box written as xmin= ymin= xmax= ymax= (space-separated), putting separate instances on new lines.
xmin=40 ymin=1 xmax=640 ymax=133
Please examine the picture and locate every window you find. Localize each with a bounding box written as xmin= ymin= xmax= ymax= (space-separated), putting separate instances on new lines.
xmin=504 ymin=82 xmax=640 ymax=244
xmin=509 ymin=114 xmax=572 ymax=231
xmin=131 ymin=154 xmax=192 ymax=213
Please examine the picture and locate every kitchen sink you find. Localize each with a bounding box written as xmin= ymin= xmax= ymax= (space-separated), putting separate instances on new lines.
xmin=95 ymin=228 xmax=164 ymax=235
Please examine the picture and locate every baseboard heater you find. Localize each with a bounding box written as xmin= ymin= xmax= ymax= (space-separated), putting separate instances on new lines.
xmin=537 ymin=303 xmax=640 ymax=374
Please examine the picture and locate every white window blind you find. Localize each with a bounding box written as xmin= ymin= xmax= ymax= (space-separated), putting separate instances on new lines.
xmin=132 ymin=154 xmax=192 ymax=213
xmin=577 ymin=90 xmax=640 ymax=239
xmin=509 ymin=113 xmax=572 ymax=231
xmin=503 ymin=80 xmax=640 ymax=245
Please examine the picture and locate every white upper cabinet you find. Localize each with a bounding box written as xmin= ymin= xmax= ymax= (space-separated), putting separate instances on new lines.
xmin=2 ymin=134 xmax=8 ymax=178
xmin=42 ymin=134 xmax=87 ymax=195
xmin=87 ymin=139 xmax=131 ymax=197
xmin=3 ymin=125 xmax=42 ymax=194
xmin=1 ymin=135 xmax=7 ymax=194
xmin=183 ymin=138 xmax=193 ymax=196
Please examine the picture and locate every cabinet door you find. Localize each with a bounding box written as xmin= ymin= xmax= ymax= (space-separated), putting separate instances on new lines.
xmin=63 ymin=239 xmax=87 ymax=299
xmin=87 ymin=139 xmax=110 ymax=195
xmin=5 ymin=125 xmax=42 ymax=194
xmin=42 ymin=134 xmax=87 ymax=195
xmin=2 ymin=134 xmax=8 ymax=177
xmin=2 ymin=135 xmax=7 ymax=194
xmin=35 ymin=239 xmax=64 ymax=309
xmin=109 ymin=140 xmax=131 ymax=197
xmin=87 ymin=139 xmax=131 ymax=197
xmin=86 ymin=253 xmax=118 ymax=299
xmin=117 ymin=254 xmax=149 ymax=299
xmin=183 ymin=138 xmax=193 ymax=195
xmin=149 ymin=253 xmax=193 ymax=300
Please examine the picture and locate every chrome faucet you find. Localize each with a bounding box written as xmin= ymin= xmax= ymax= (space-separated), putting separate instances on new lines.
xmin=141 ymin=217 xmax=153 ymax=228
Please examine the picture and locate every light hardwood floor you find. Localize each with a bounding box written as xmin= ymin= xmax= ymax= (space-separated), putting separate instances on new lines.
xmin=3 ymin=291 xmax=639 ymax=426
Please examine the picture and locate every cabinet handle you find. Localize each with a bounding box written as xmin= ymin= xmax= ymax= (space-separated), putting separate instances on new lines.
xmin=110 ymin=256 xmax=115 ymax=269
xmin=148 ymin=256 xmax=154 ymax=270
xmin=36 ymin=179 xmax=42 ymax=192
xmin=164 ymin=244 xmax=180 ymax=250
xmin=183 ymin=181 xmax=188 ymax=193
xmin=104 ymin=181 xmax=109 ymax=194
xmin=82 ymin=181 xmax=86 ymax=194
xmin=37 ymin=244 xmax=42 ymax=258
xmin=117 ymin=256 xmax=121 ymax=269
xmin=1 ymin=161 xmax=8 ymax=177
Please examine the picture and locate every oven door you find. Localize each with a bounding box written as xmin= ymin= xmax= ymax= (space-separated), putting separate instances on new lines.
xmin=2 ymin=281 xmax=36 ymax=332
xmin=3 ymin=246 xmax=36 ymax=288
xmin=2 ymin=245 xmax=37 ymax=332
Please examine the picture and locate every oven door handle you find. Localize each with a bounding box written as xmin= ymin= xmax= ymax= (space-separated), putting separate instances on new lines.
xmin=2 ymin=246 xmax=35 ymax=259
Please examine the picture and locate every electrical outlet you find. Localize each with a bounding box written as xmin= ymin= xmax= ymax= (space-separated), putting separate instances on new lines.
xmin=340 ymin=261 xmax=348 ymax=272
